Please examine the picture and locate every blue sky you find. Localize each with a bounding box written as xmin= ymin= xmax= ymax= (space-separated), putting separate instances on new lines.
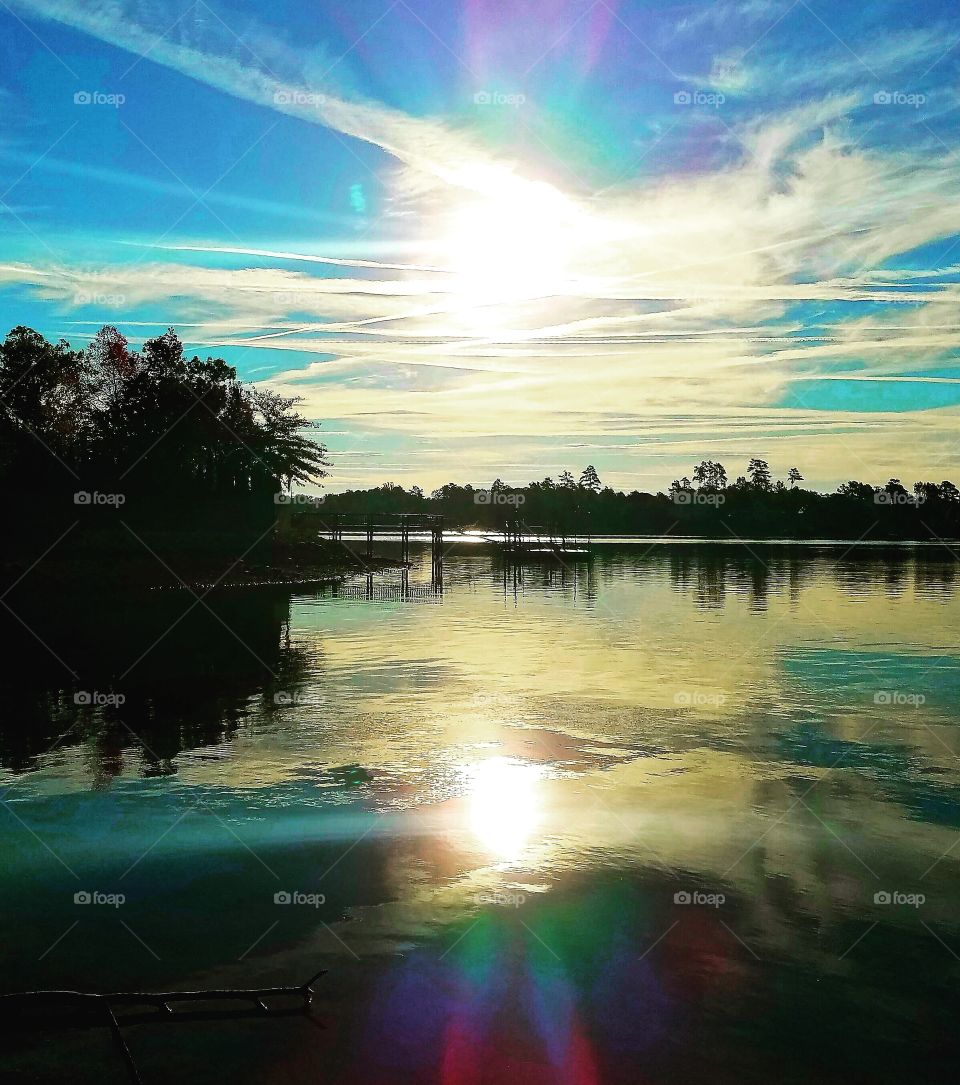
xmin=2 ymin=0 xmax=960 ymax=491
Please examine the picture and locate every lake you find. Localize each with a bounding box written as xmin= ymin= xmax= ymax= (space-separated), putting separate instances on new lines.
xmin=2 ymin=543 xmax=959 ymax=1082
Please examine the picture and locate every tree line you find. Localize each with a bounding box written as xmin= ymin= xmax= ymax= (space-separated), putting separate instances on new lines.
xmin=322 ymin=459 xmax=960 ymax=541
xmin=4 ymin=321 xmax=956 ymax=549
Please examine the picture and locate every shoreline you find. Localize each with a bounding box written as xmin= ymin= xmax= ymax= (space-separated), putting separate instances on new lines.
xmin=0 ymin=538 xmax=409 ymax=596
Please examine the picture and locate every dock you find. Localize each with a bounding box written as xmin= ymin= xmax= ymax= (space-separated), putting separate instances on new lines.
xmin=478 ymin=521 xmax=592 ymax=561
xmin=319 ymin=512 xmax=445 ymax=568
xmin=315 ymin=512 xmax=591 ymax=566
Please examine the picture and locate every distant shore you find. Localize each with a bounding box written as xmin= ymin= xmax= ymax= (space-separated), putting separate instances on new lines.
xmin=434 ymin=531 xmax=960 ymax=546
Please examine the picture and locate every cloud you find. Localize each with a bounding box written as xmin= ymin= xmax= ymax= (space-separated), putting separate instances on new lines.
xmin=13 ymin=0 xmax=521 ymax=198
xmin=707 ymin=21 xmax=960 ymax=99
xmin=7 ymin=0 xmax=960 ymax=490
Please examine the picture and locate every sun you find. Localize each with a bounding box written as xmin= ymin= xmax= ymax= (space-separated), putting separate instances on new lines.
xmin=467 ymin=757 xmax=544 ymax=860
xmin=442 ymin=171 xmax=583 ymax=298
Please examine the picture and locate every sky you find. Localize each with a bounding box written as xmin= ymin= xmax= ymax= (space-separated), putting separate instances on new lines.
xmin=1 ymin=0 xmax=960 ymax=493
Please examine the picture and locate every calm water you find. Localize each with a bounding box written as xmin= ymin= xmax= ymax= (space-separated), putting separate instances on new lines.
xmin=2 ymin=545 xmax=959 ymax=1083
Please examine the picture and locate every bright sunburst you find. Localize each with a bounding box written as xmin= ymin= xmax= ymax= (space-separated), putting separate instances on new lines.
xmin=467 ymin=757 xmax=544 ymax=860
xmin=442 ymin=173 xmax=584 ymax=298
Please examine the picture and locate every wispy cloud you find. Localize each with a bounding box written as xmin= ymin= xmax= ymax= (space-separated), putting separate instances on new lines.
xmin=6 ymin=0 xmax=960 ymax=489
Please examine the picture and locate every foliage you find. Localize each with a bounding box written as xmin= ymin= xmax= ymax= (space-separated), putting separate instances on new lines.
xmin=579 ymin=464 xmax=602 ymax=491
xmin=0 ymin=326 xmax=329 ymax=556
xmin=322 ymin=461 xmax=960 ymax=541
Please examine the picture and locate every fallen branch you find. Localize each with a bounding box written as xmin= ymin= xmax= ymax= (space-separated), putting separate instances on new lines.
xmin=2 ymin=969 xmax=327 ymax=1084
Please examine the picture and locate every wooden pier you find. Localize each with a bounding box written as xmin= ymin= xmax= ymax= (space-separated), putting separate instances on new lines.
xmin=316 ymin=512 xmax=589 ymax=568
xmin=321 ymin=512 xmax=445 ymax=567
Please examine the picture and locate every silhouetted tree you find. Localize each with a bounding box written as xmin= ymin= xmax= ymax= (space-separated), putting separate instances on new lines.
xmin=748 ymin=458 xmax=772 ymax=490
xmin=692 ymin=460 xmax=727 ymax=489
xmin=838 ymin=480 xmax=876 ymax=501
xmin=0 ymin=325 xmax=329 ymax=550
xmin=579 ymin=465 xmax=601 ymax=491
xmin=0 ymin=326 xmax=86 ymax=485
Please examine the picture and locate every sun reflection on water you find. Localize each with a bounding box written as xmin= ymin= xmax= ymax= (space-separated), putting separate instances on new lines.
xmin=467 ymin=757 xmax=543 ymax=860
